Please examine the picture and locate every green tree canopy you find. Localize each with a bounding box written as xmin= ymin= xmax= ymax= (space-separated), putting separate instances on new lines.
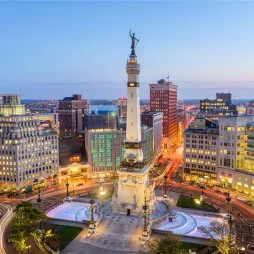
xmin=148 ymin=234 xmax=182 ymax=254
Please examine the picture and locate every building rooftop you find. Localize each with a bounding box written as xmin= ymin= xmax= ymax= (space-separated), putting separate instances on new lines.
xmin=89 ymin=105 xmax=118 ymax=114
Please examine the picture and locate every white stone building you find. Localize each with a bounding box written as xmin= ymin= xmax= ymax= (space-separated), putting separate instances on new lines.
xmin=217 ymin=116 xmax=254 ymax=195
xmin=0 ymin=115 xmax=59 ymax=192
xmin=0 ymin=94 xmax=25 ymax=116
xmin=183 ymin=116 xmax=219 ymax=184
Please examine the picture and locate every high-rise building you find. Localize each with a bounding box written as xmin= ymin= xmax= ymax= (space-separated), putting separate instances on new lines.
xmin=85 ymin=106 xmax=118 ymax=131
xmin=183 ymin=116 xmax=219 ymax=184
xmin=0 ymin=94 xmax=25 ymax=116
xmin=217 ymin=116 xmax=254 ymax=193
xmin=141 ymin=111 xmax=163 ymax=156
xmin=216 ymin=93 xmax=232 ymax=106
xmin=0 ymin=115 xmax=59 ymax=193
xmin=246 ymin=101 xmax=254 ymax=116
xmin=58 ymin=94 xmax=90 ymax=137
xmin=149 ymin=79 xmax=178 ymax=153
xmin=85 ymin=125 xmax=153 ymax=178
xmin=116 ymin=96 xmax=127 ymax=119
xmin=200 ymin=92 xmax=237 ymax=120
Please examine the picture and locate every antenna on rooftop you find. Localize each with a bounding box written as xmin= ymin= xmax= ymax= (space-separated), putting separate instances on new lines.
xmin=167 ymin=73 xmax=170 ymax=82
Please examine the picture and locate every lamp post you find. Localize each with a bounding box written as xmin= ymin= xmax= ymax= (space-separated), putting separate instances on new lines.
xmin=88 ymin=199 xmax=96 ymax=235
xmin=225 ymin=191 xmax=233 ymax=234
xmin=72 ymin=177 xmax=74 ymax=195
xmin=37 ymin=186 xmax=42 ymax=210
xmin=163 ymin=175 xmax=167 ymax=198
xmin=65 ymin=176 xmax=70 ymax=201
xmin=99 ymin=186 xmax=105 ymax=213
xmin=142 ymin=196 xmax=149 ymax=243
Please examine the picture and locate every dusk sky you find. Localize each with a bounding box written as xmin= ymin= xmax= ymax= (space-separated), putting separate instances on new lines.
xmin=0 ymin=1 xmax=254 ymax=100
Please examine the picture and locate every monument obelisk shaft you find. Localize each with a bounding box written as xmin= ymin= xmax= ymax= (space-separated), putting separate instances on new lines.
xmin=124 ymin=30 xmax=143 ymax=164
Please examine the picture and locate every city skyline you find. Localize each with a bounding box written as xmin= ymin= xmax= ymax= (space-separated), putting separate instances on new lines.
xmin=1 ymin=2 xmax=254 ymax=99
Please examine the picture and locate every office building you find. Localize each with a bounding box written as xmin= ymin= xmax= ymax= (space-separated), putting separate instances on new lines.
xmin=149 ymin=79 xmax=178 ymax=153
xmin=200 ymin=92 xmax=238 ymax=120
xmin=0 ymin=115 xmax=59 ymax=193
xmin=0 ymin=94 xmax=25 ymax=116
xmin=58 ymin=94 xmax=90 ymax=138
xmin=217 ymin=116 xmax=254 ymax=195
xmin=85 ymin=105 xmax=119 ymax=130
xmin=85 ymin=125 xmax=153 ymax=178
xmin=183 ymin=116 xmax=219 ymax=184
xmin=141 ymin=111 xmax=163 ymax=156
xmin=246 ymin=101 xmax=254 ymax=116
xmin=116 ymin=96 xmax=127 ymax=119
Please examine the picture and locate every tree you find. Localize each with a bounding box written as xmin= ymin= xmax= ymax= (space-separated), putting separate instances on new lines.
xmin=199 ymin=220 xmax=235 ymax=254
xmin=9 ymin=202 xmax=49 ymax=253
xmin=9 ymin=231 xmax=28 ymax=254
xmin=147 ymin=234 xmax=183 ymax=254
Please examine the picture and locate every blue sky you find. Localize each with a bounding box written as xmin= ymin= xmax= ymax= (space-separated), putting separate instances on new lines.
xmin=0 ymin=1 xmax=254 ymax=100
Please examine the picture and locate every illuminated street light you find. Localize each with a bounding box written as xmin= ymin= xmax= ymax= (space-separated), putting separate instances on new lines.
xmin=225 ymin=191 xmax=233 ymax=234
xmin=163 ymin=175 xmax=167 ymax=198
xmin=88 ymin=199 xmax=96 ymax=235
xmin=65 ymin=176 xmax=71 ymax=202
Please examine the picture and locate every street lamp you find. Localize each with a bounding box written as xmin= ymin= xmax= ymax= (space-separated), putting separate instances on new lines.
xmin=65 ymin=176 xmax=71 ymax=202
xmin=99 ymin=186 xmax=106 ymax=212
xmin=37 ymin=186 xmax=42 ymax=210
xmin=142 ymin=196 xmax=149 ymax=243
xmin=225 ymin=191 xmax=233 ymax=234
xmin=163 ymin=175 xmax=167 ymax=198
xmin=88 ymin=199 xmax=96 ymax=235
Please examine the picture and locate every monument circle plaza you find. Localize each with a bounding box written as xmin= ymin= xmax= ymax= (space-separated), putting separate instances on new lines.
xmin=47 ymin=32 xmax=228 ymax=253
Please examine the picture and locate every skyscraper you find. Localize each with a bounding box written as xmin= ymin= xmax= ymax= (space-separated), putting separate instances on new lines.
xmin=58 ymin=94 xmax=90 ymax=137
xmin=149 ymin=79 xmax=178 ymax=154
xmin=0 ymin=115 xmax=59 ymax=193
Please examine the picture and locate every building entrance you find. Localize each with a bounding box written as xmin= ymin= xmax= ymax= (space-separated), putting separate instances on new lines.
xmin=127 ymin=209 xmax=131 ymax=216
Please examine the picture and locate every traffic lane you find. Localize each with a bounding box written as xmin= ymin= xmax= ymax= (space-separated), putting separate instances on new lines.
xmin=168 ymin=180 xmax=254 ymax=220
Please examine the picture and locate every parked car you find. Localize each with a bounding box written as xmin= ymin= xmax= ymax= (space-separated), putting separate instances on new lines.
xmin=237 ymin=197 xmax=246 ymax=202
xmin=183 ymin=182 xmax=189 ymax=185
xmin=223 ymin=192 xmax=229 ymax=196
xmin=172 ymin=174 xmax=176 ymax=178
xmin=215 ymin=190 xmax=222 ymax=194
xmin=97 ymin=179 xmax=105 ymax=183
xmin=76 ymin=183 xmax=83 ymax=186
xmin=199 ymin=185 xmax=206 ymax=189
xmin=244 ymin=200 xmax=253 ymax=206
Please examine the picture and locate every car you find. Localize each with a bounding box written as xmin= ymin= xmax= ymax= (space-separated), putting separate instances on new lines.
xmin=244 ymin=200 xmax=253 ymax=206
xmin=172 ymin=174 xmax=176 ymax=178
xmin=223 ymin=192 xmax=229 ymax=196
xmin=199 ymin=185 xmax=206 ymax=189
xmin=76 ymin=183 xmax=83 ymax=186
xmin=215 ymin=190 xmax=222 ymax=194
xmin=97 ymin=179 xmax=105 ymax=183
xmin=183 ymin=182 xmax=189 ymax=185
xmin=237 ymin=197 xmax=246 ymax=202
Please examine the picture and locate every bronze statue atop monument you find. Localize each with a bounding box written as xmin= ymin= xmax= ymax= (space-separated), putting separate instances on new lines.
xmin=129 ymin=30 xmax=139 ymax=56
